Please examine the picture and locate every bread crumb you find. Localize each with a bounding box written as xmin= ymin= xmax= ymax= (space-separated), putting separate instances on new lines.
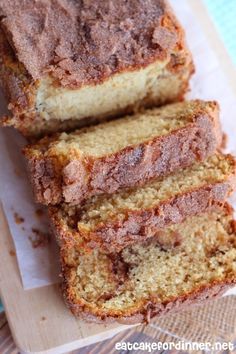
xmin=29 ymin=228 xmax=50 ymax=248
xmin=39 ymin=316 xmax=47 ymax=324
xmin=9 ymin=250 xmax=16 ymax=256
xmin=35 ymin=208 xmax=44 ymax=218
xmin=14 ymin=212 xmax=24 ymax=225
xmin=221 ymin=132 xmax=228 ymax=150
xmin=14 ymin=167 xmax=23 ymax=177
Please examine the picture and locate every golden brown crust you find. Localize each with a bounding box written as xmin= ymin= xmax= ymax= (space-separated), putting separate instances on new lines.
xmin=23 ymin=100 xmax=221 ymax=205
xmin=0 ymin=0 xmax=190 ymax=87
xmin=0 ymin=1 xmax=194 ymax=138
xmin=60 ymin=204 xmax=236 ymax=323
xmin=62 ymin=277 xmax=234 ymax=324
xmin=49 ymin=178 xmax=236 ymax=253
xmin=0 ymin=28 xmax=37 ymax=130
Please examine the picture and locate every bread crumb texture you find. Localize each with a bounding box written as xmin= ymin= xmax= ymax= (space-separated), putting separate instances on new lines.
xmin=63 ymin=209 xmax=236 ymax=317
xmin=48 ymin=100 xmax=214 ymax=158
xmin=58 ymin=153 xmax=235 ymax=230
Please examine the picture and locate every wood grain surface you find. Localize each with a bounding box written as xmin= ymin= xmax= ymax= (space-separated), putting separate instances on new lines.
xmin=0 ymin=204 xmax=135 ymax=353
xmin=1 ymin=296 xmax=236 ymax=353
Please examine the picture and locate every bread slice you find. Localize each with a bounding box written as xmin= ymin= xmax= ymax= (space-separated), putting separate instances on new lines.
xmin=61 ymin=206 xmax=236 ymax=324
xmin=49 ymin=153 xmax=236 ymax=253
xmin=24 ymin=100 xmax=221 ymax=205
xmin=0 ymin=0 xmax=193 ymax=138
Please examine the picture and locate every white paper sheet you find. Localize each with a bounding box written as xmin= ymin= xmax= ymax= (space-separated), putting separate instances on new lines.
xmin=0 ymin=94 xmax=60 ymax=289
xmin=0 ymin=123 xmax=60 ymax=289
xmin=0 ymin=0 xmax=236 ymax=290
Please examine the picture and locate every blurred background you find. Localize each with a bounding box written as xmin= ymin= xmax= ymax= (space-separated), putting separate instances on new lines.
xmin=204 ymin=0 xmax=236 ymax=65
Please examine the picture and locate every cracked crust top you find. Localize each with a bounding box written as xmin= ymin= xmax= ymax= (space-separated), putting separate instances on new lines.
xmin=0 ymin=0 xmax=187 ymax=88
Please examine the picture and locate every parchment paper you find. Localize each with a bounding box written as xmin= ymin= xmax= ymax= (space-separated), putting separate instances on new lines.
xmin=0 ymin=0 xmax=236 ymax=290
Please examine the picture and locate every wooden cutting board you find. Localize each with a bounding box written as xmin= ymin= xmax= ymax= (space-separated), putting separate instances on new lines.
xmin=0 ymin=206 xmax=135 ymax=353
xmin=0 ymin=1 xmax=236 ymax=353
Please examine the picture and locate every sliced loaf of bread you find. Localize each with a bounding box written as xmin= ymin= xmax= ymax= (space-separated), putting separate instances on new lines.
xmin=24 ymin=100 xmax=221 ymax=205
xmin=49 ymin=153 xmax=236 ymax=252
xmin=61 ymin=205 xmax=236 ymax=324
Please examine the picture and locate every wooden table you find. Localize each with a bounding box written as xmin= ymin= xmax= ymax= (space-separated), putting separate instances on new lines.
xmin=1 ymin=295 xmax=236 ymax=354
